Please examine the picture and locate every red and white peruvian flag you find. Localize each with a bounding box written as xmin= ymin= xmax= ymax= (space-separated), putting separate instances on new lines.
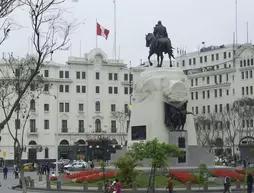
xmin=96 ymin=22 xmax=110 ymax=40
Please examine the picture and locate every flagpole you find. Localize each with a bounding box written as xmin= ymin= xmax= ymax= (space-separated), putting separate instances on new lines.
xmin=235 ymin=0 xmax=238 ymax=45
xmin=113 ymin=0 xmax=117 ymax=62
xmin=96 ymin=19 xmax=98 ymax=48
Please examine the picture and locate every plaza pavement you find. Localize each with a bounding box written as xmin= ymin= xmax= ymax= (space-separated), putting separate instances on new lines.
xmin=0 ymin=170 xmax=245 ymax=193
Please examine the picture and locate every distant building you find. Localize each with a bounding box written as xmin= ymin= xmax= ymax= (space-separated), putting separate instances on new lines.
xmin=176 ymin=43 xmax=254 ymax=157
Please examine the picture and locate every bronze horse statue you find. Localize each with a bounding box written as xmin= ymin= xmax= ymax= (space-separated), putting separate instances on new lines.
xmin=145 ymin=33 xmax=174 ymax=67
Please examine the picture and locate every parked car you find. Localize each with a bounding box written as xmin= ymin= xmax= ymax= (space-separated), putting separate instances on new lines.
xmin=23 ymin=163 xmax=35 ymax=172
xmin=63 ymin=160 xmax=88 ymax=170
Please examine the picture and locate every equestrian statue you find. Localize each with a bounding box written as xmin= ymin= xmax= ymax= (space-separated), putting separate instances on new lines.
xmin=145 ymin=21 xmax=174 ymax=67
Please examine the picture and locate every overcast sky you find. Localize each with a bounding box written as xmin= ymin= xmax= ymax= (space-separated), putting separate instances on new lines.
xmin=0 ymin=0 xmax=254 ymax=66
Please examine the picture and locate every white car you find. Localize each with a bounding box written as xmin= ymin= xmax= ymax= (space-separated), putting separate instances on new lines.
xmin=64 ymin=161 xmax=88 ymax=170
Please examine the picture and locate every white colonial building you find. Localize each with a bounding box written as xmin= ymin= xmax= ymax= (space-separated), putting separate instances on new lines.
xmin=176 ymin=43 xmax=254 ymax=157
xmin=0 ymin=48 xmax=141 ymax=164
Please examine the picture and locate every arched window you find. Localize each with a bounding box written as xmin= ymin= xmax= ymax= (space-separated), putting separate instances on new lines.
xmin=30 ymin=99 xmax=35 ymax=111
xmin=28 ymin=140 xmax=37 ymax=145
xmin=59 ymin=140 xmax=69 ymax=146
xmin=95 ymin=101 xmax=100 ymax=112
xmin=95 ymin=119 xmax=101 ymax=132
xmin=76 ymin=139 xmax=86 ymax=145
xmin=178 ymin=137 xmax=185 ymax=148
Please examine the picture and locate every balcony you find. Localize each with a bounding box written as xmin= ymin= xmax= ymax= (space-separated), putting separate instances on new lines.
xmin=27 ymin=130 xmax=38 ymax=137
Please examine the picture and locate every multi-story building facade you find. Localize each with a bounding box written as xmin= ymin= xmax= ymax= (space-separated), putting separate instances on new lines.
xmin=176 ymin=43 xmax=254 ymax=157
xmin=0 ymin=48 xmax=139 ymax=163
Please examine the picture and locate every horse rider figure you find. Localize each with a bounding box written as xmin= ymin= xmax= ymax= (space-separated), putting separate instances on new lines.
xmin=153 ymin=20 xmax=168 ymax=48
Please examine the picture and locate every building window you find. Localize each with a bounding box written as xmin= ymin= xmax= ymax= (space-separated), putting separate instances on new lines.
xmin=246 ymin=71 xmax=249 ymax=79
xmin=96 ymin=72 xmax=100 ymax=80
xmin=250 ymin=70 xmax=253 ymax=78
xmin=191 ymin=79 xmax=193 ymax=87
xmin=226 ymin=90 xmax=229 ymax=95
xmin=65 ymin=103 xmax=69 ymax=112
xmin=219 ymin=75 xmax=222 ymax=83
xmin=65 ymin=85 xmax=69 ymax=93
xmin=124 ymin=87 xmax=128 ymax=95
xmin=45 ymin=148 xmax=49 ymax=158
xmin=207 ymin=77 xmax=210 ymax=84
xmin=108 ymin=87 xmax=113 ymax=94
xmin=30 ymin=99 xmax=35 ymax=111
xmin=214 ymin=75 xmax=217 ymax=84
xmin=125 ymin=104 xmax=129 ymax=114
xmin=59 ymin=102 xmax=69 ymax=112
xmin=124 ymin=74 xmax=128 ymax=81
xmin=44 ymin=104 xmax=49 ymax=112
xmin=189 ymin=58 xmax=192 ymax=65
xmin=59 ymin=85 xmax=64 ymax=92
xmin=195 ymin=78 xmax=198 ymax=86
xmin=80 ymin=72 xmax=85 ymax=79
xmin=191 ymin=92 xmax=194 ymax=100
xmin=65 ymin=71 xmax=69 ymax=78
xmin=96 ymin=86 xmax=100 ymax=94
xmin=114 ymin=73 xmax=118 ymax=80
xmin=109 ymin=73 xmax=113 ymax=80
xmin=219 ymin=89 xmax=222 ymax=97
xmin=15 ymin=119 xmax=20 ymax=130
xmin=178 ymin=137 xmax=185 ymax=148
xmin=207 ymin=90 xmax=210 ymax=98
xmin=114 ymin=87 xmax=118 ymax=94
xmin=193 ymin=58 xmax=196 ymax=65
xmin=95 ymin=101 xmax=100 ymax=112
xmin=215 ymin=104 xmax=218 ymax=113
xmin=111 ymin=120 xmax=117 ymax=133
xmin=76 ymin=71 xmax=80 ymax=79
xmin=76 ymin=85 xmax=80 ymax=93
xmin=78 ymin=120 xmax=84 ymax=133
xmin=224 ymin=52 xmax=227 ymax=59
xmin=195 ymin=92 xmax=198 ymax=100
xmin=44 ymin=70 xmax=49 ymax=77
xmin=61 ymin=120 xmax=68 ymax=133
xmin=82 ymin=86 xmax=86 ymax=93
xmin=226 ymin=104 xmax=230 ymax=112
xmin=44 ymin=120 xmax=49 ymax=130
xmin=207 ymin=105 xmax=210 ymax=113
xmin=200 ymin=56 xmax=203 ymax=63
xmin=202 ymin=91 xmax=205 ymax=99
xmin=204 ymin=56 xmax=207 ymax=62
xmin=219 ymin=104 xmax=222 ymax=112
xmin=242 ymin=87 xmax=245 ymax=96
xmin=251 ymin=86 xmax=253 ymax=95
xmin=211 ymin=54 xmax=214 ymax=61
xmin=203 ymin=106 xmax=205 ymax=114
xmin=182 ymin=60 xmax=185 ymax=66
xmin=78 ymin=103 xmax=84 ymax=112
xmin=95 ymin=119 xmax=101 ymax=132
xmin=178 ymin=151 xmax=186 ymax=163
xmin=44 ymin=84 xmax=49 ymax=92
xmin=195 ymin=107 xmax=198 ymax=114
xmin=228 ymin=52 xmax=231 ymax=58
xmin=59 ymin=103 xmax=64 ymax=112
xmin=214 ymin=89 xmax=217 ymax=98
xmin=111 ymin=104 xmax=116 ymax=112
xmin=246 ymin=86 xmax=249 ymax=95
xmin=59 ymin=70 xmax=63 ymax=78
xmin=30 ymin=119 xmax=36 ymax=132
xmin=216 ymin=53 xmax=219 ymax=60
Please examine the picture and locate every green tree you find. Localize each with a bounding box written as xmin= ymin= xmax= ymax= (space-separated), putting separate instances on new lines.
xmin=129 ymin=138 xmax=181 ymax=193
xmin=114 ymin=153 xmax=139 ymax=187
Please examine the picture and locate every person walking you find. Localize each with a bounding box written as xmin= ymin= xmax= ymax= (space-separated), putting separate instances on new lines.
xmin=167 ymin=176 xmax=174 ymax=193
xmin=223 ymin=176 xmax=231 ymax=193
xmin=247 ymin=173 xmax=253 ymax=193
xmin=3 ymin=166 xmax=8 ymax=179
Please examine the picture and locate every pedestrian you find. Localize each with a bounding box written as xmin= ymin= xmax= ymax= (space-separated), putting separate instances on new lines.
xmin=167 ymin=176 xmax=174 ymax=193
xmin=114 ymin=178 xmax=122 ymax=193
xmin=247 ymin=173 xmax=253 ymax=193
xmin=3 ymin=166 xmax=8 ymax=179
xmin=223 ymin=176 xmax=231 ymax=193
xmin=13 ymin=165 xmax=19 ymax=179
